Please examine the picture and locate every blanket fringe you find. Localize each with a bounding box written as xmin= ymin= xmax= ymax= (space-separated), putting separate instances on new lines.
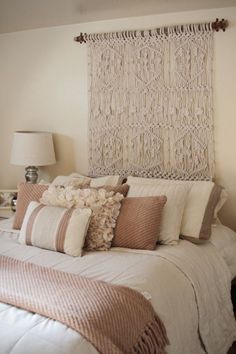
xmin=130 ymin=315 xmax=169 ymax=354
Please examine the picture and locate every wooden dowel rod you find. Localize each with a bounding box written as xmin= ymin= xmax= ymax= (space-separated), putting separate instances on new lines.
xmin=74 ymin=18 xmax=228 ymax=44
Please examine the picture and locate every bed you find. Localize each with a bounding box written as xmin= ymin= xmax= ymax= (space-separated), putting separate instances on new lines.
xmin=0 ymin=216 xmax=235 ymax=354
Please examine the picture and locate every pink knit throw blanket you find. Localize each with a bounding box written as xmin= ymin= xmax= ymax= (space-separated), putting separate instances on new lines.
xmin=0 ymin=255 xmax=169 ymax=354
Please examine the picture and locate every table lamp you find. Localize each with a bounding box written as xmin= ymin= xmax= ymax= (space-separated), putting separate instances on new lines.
xmin=10 ymin=131 xmax=56 ymax=183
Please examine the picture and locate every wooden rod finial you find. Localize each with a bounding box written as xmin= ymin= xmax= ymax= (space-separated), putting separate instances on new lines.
xmin=74 ymin=32 xmax=86 ymax=43
xmin=212 ymin=18 xmax=228 ymax=32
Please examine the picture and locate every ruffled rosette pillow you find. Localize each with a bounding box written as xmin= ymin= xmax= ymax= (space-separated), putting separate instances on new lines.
xmin=41 ymin=185 xmax=128 ymax=251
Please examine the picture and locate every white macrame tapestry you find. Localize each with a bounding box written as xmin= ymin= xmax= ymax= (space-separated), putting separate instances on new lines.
xmin=87 ymin=24 xmax=214 ymax=180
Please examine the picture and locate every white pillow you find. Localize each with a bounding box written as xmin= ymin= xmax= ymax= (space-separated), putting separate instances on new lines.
xmin=19 ymin=201 xmax=92 ymax=257
xmin=127 ymin=179 xmax=189 ymax=245
xmin=70 ymin=173 xmax=123 ymax=187
xmin=127 ymin=177 xmax=224 ymax=242
xmin=180 ymin=181 xmax=222 ymax=241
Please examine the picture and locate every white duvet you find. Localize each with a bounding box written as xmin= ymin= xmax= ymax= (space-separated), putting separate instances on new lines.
xmin=0 ymin=220 xmax=235 ymax=354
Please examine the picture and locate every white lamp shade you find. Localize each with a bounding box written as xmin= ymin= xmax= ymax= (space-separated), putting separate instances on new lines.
xmin=11 ymin=131 xmax=56 ymax=166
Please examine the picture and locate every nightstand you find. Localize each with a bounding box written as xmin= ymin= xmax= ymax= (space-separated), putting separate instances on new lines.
xmin=0 ymin=211 xmax=14 ymax=219
xmin=0 ymin=190 xmax=17 ymax=219
xmin=231 ymin=278 xmax=236 ymax=315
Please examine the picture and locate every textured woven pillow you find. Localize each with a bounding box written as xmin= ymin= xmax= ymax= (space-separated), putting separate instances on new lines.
xmin=113 ymin=196 xmax=167 ymax=250
xmin=41 ymin=186 xmax=126 ymax=250
xmin=13 ymin=183 xmax=49 ymax=230
xmin=19 ymin=202 xmax=92 ymax=257
xmin=127 ymin=180 xmax=189 ymax=245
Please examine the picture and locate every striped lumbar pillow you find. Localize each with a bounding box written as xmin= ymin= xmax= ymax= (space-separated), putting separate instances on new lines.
xmin=19 ymin=202 xmax=92 ymax=257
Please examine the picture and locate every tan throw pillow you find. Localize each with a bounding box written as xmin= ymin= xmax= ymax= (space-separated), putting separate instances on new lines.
xmin=19 ymin=202 xmax=91 ymax=257
xmin=113 ymin=196 xmax=167 ymax=250
xmin=13 ymin=183 xmax=49 ymax=230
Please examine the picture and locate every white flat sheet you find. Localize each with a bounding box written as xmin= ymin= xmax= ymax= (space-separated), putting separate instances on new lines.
xmin=210 ymin=223 xmax=236 ymax=279
xmin=0 ymin=220 xmax=235 ymax=354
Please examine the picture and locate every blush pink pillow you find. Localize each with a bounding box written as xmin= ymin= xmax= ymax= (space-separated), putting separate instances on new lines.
xmin=113 ymin=196 xmax=167 ymax=250
xmin=13 ymin=183 xmax=49 ymax=230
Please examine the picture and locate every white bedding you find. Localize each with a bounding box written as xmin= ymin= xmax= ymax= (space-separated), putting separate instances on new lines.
xmin=210 ymin=223 xmax=236 ymax=279
xmin=0 ymin=219 xmax=235 ymax=354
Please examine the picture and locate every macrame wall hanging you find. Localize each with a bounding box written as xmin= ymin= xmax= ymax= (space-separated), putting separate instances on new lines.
xmin=77 ymin=22 xmax=223 ymax=180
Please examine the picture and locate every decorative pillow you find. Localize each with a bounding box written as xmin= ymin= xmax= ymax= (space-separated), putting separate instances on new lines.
xmin=19 ymin=202 xmax=91 ymax=257
xmin=41 ymin=186 xmax=126 ymax=251
xmin=13 ymin=183 xmax=49 ymax=230
xmin=180 ymin=182 xmax=222 ymax=242
xmin=40 ymin=184 xmax=129 ymax=208
xmin=113 ymin=196 xmax=167 ymax=250
xmin=127 ymin=176 xmax=224 ymax=242
xmin=70 ymin=173 xmax=123 ymax=187
xmin=126 ymin=180 xmax=189 ymax=244
xmin=51 ymin=175 xmax=91 ymax=188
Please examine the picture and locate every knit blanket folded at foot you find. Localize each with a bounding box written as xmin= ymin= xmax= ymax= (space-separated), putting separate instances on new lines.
xmin=0 ymin=255 xmax=169 ymax=354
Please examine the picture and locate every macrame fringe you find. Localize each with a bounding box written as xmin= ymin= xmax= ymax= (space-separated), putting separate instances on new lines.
xmin=130 ymin=315 xmax=169 ymax=354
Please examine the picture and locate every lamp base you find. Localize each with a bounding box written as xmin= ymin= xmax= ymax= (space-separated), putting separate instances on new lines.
xmin=25 ymin=166 xmax=38 ymax=184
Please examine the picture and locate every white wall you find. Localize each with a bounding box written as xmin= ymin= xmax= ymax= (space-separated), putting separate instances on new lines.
xmin=0 ymin=7 xmax=236 ymax=229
